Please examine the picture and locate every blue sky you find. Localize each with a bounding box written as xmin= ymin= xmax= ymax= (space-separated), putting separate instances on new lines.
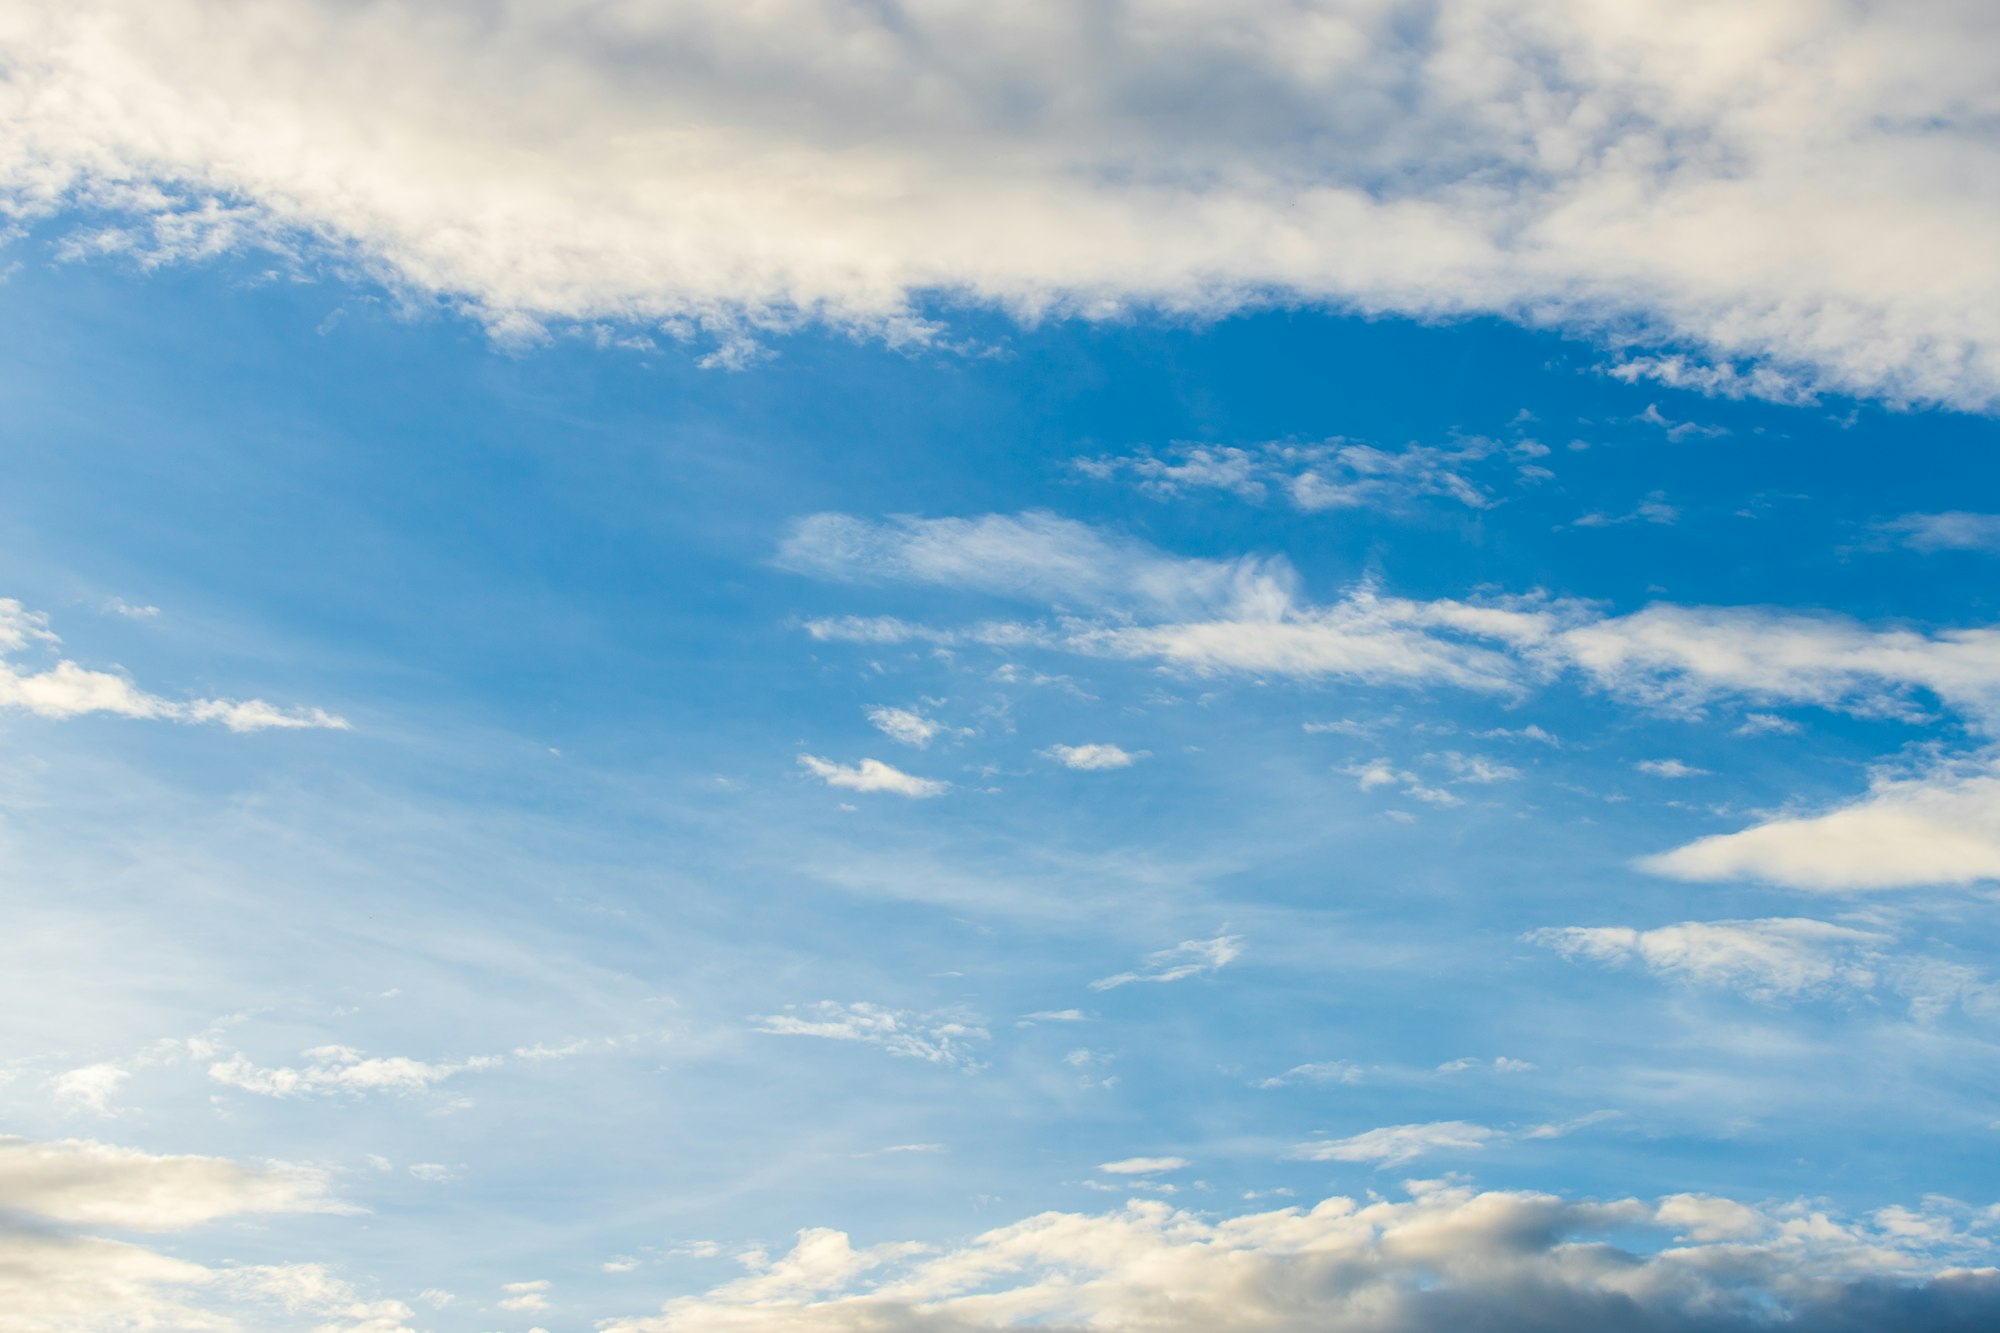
xmin=5 ymin=4 xmax=2000 ymax=1332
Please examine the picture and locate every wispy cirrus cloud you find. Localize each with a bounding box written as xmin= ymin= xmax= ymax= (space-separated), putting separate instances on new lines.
xmin=754 ymin=1002 xmax=988 ymax=1067
xmin=1090 ymin=935 xmax=1242 ymax=991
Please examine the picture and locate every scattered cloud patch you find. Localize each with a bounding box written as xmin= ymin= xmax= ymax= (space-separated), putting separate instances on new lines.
xmin=754 ymin=1002 xmax=987 ymax=1067
xmin=0 ymin=598 xmax=347 ymax=732
xmin=207 ymin=1046 xmax=501 ymax=1098
xmin=1077 ymin=438 xmax=1523 ymax=513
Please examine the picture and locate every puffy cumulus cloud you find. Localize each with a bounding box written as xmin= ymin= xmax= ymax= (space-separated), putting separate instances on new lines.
xmin=754 ymin=1002 xmax=989 ymax=1067
xmin=867 ymin=706 xmax=954 ymax=749
xmin=599 ymin=1184 xmax=2000 ymax=1333
xmin=799 ymin=754 xmax=949 ymax=798
xmin=1643 ymin=765 xmax=2000 ymax=891
xmin=0 ymin=1135 xmax=407 ymax=1332
xmin=8 ymin=2 xmax=2000 ymax=406
xmin=207 ymin=1045 xmax=501 ymax=1099
xmin=0 ymin=598 xmax=346 ymax=732
xmin=1040 ymin=743 xmax=1138 ymax=771
xmin=1090 ymin=935 xmax=1242 ymax=991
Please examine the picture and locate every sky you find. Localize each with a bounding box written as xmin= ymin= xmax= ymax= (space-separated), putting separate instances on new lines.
xmin=4 ymin=3 xmax=2000 ymax=1331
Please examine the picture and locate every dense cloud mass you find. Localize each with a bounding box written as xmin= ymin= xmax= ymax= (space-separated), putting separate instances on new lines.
xmin=4 ymin=1 xmax=1998 ymax=404
xmin=602 ymin=1184 xmax=2000 ymax=1333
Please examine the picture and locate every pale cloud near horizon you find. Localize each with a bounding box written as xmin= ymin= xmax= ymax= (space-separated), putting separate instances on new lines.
xmin=7 ymin=2 xmax=2000 ymax=408
xmin=599 ymin=1183 xmax=2000 ymax=1333
xmin=0 ymin=598 xmax=347 ymax=732
xmin=0 ymin=1135 xmax=416 ymax=1331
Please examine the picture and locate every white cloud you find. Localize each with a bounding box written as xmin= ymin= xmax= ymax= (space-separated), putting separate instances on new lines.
xmin=866 ymin=706 xmax=953 ymax=749
xmin=1090 ymin=935 xmax=1242 ymax=991
xmin=208 ymin=1045 xmax=501 ymax=1098
xmin=1438 ymin=751 xmax=1521 ymax=783
xmin=49 ymin=1064 xmax=130 ymax=1115
xmin=1096 ymin=1157 xmax=1187 ymax=1176
xmin=0 ymin=1135 xmax=336 ymax=1230
xmin=786 ymin=514 xmax=2000 ymax=729
xmin=1882 ymin=512 xmax=2000 ymax=555
xmin=1642 ymin=765 xmax=2000 ymax=891
xmin=798 ymin=755 xmax=948 ymax=798
xmin=1291 ymin=1120 xmax=1499 ymax=1165
xmin=1635 ymin=758 xmax=1708 ymax=778
xmin=603 ymin=1182 xmax=2000 ymax=1333
xmin=1534 ymin=918 xmax=2000 ymax=1019
xmin=1018 ymin=1009 xmax=1086 ymax=1024
xmin=11 ymin=2 xmax=2000 ymax=408
xmin=754 ymin=1002 xmax=988 ymax=1067
xmin=500 ymin=1280 xmax=551 ymax=1313
xmin=1040 ymin=743 xmax=1139 ymax=771
xmin=0 ymin=598 xmax=346 ymax=732
xmin=1529 ymin=919 xmax=1884 ymax=1000
xmin=1256 ymin=1061 xmax=1365 ymax=1089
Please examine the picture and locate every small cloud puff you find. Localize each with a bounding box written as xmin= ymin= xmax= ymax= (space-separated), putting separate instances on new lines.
xmin=1636 ymin=758 xmax=1709 ymax=778
xmin=799 ymin=754 xmax=948 ymax=798
xmin=1096 ymin=1156 xmax=1188 ymax=1175
xmin=1041 ymin=742 xmax=1141 ymax=771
